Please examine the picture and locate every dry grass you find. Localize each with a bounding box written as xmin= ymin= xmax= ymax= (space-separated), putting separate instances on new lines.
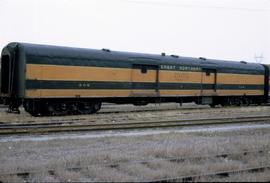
xmin=197 ymin=169 xmax=270 ymax=182
xmin=0 ymin=128 xmax=270 ymax=182
xmin=27 ymin=171 xmax=59 ymax=183
xmin=0 ymin=175 xmax=24 ymax=183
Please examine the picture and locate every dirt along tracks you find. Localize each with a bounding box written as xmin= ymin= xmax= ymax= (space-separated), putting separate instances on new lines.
xmin=0 ymin=103 xmax=270 ymax=136
xmin=0 ymin=103 xmax=270 ymax=182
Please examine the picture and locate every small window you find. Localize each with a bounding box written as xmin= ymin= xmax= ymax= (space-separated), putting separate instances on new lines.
xmin=206 ymin=71 xmax=211 ymax=76
xmin=141 ymin=67 xmax=147 ymax=74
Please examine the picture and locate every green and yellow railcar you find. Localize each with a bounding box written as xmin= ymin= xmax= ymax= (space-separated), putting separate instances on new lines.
xmin=0 ymin=42 xmax=268 ymax=116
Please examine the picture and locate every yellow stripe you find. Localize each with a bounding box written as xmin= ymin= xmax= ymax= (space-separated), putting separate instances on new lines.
xmin=217 ymin=73 xmax=264 ymax=84
xmin=26 ymin=89 xmax=157 ymax=98
xmin=26 ymin=89 xmax=130 ymax=98
xmin=217 ymin=90 xmax=264 ymax=96
xmin=26 ymin=64 xmax=264 ymax=85
xmin=160 ymin=70 xmax=264 ymax=84
xmin=160 ymin=90 xmax=201 ymax=96
xmin=25 ymin=89 xmax=264 ymax=98
xmin=160 ymin=90 xmax=263 ymax=96
xmin=26 ymin=64 xmax=132 ymax=82
xmin=26 ymin=64 xmax=159 ymax=83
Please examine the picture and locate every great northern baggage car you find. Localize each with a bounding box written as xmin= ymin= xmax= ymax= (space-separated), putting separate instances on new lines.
xmin=1 ymin=42 xmax=269 ymax=116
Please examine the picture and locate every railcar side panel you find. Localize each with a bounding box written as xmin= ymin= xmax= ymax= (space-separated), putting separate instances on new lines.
xmin=25 ymin=63 xmax=265 ymax=98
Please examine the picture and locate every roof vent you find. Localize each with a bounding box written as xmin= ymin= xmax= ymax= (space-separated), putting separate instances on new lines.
xmin=199 ymin=57 xmax=207 ymax=60
xmin=161 ymin=53 xmax=166 ymax=56
xmin=171 ymin=55 xmax=179 ymax=58
xmin=102 ymin=48 xmax=111 ymax=52
xmin=240 ymin=61 xmax=247 ymax=64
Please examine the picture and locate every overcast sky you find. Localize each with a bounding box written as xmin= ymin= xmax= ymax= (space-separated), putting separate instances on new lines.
xmin=0 ymin=0 xmax=269 ymax=63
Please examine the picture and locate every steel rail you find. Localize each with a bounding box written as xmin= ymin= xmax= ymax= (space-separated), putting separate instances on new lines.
xmin=1 ymin=114 xmax=269 ymax=128
xmin=0 ymin=115 xmax=270 ymax=135
xmin=99 ymin=105 xmax=208 ymax=114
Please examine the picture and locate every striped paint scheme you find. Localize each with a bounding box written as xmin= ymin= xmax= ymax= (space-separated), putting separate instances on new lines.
xmin=26 ymin=55 xmax=264 ymax=75
xmin=25 ymin=64 xmax=265 ymax=98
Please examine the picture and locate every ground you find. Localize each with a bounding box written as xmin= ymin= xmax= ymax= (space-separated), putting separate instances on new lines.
xmin=0 ymin=103 xmax=270 ymax=182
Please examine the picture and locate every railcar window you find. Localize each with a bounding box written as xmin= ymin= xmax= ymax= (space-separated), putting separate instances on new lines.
xmin=141 ymin=67 xmax=147 ymax=74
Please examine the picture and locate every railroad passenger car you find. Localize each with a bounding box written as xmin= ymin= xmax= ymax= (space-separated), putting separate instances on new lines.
xmin=0 ymin=68 xmax=2 ymax=104
xmin=0 ymin=42 xmax=269 ymax=116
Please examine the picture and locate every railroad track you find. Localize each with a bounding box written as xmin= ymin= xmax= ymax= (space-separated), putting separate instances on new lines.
xmin=147 ymin=165 xmax=270 ymax=182
xmin=10 ymin=165 xmax=270 ymax=182
xmin=0 ymin=115 xmax=270 ymax=136
xmin=0 ymin=148 xmax=269 ymax=182
xmin=99 ymin=103 xmax=270 ymax=114
xmin=0 ymin=103 xmax=268 ymax=115
xmin=99 ymin=104 xmax=208 ymax=113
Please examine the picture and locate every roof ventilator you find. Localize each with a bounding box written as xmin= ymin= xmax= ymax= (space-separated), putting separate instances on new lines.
xmin=199 ymin=57 xmax=207 ymax=60
xmin=240 ymin=61 xmax=247 ymax=64
xmin=102 ymin=48 xmax=111 ymax=52
xmin=171 ymin=55 xmax=179 ymax=58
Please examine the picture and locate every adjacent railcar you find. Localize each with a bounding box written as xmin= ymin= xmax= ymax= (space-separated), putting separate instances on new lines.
xmin=0 ymin=42 xmax=268 ymax=116
xmin=0 ymin=68 xmax=2 ymax=104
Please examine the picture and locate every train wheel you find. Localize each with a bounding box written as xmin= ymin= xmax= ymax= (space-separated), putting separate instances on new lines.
xmin=29 ymin=110 xmax=40 ymax=117
xmin=91 ymin=102 xmax=102 ymax=113
xmin=209 ymin=104 xmax=216 ymax=108
xmin=242 ymin=98 xmax=250 ymax=106
xmin=236 ymin=99 xmax=243 ymax=106
xmin=77 ymin=102 xmax=92 ymax=114
xmin=24 ymin=101 xmax=43 ymax=116
xmin=77 ymin=102 xmax=101 ymax=114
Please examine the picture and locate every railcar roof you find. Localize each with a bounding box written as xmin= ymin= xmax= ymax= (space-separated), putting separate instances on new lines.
xmin=2 ymin=42 xmax=264 ymax=72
